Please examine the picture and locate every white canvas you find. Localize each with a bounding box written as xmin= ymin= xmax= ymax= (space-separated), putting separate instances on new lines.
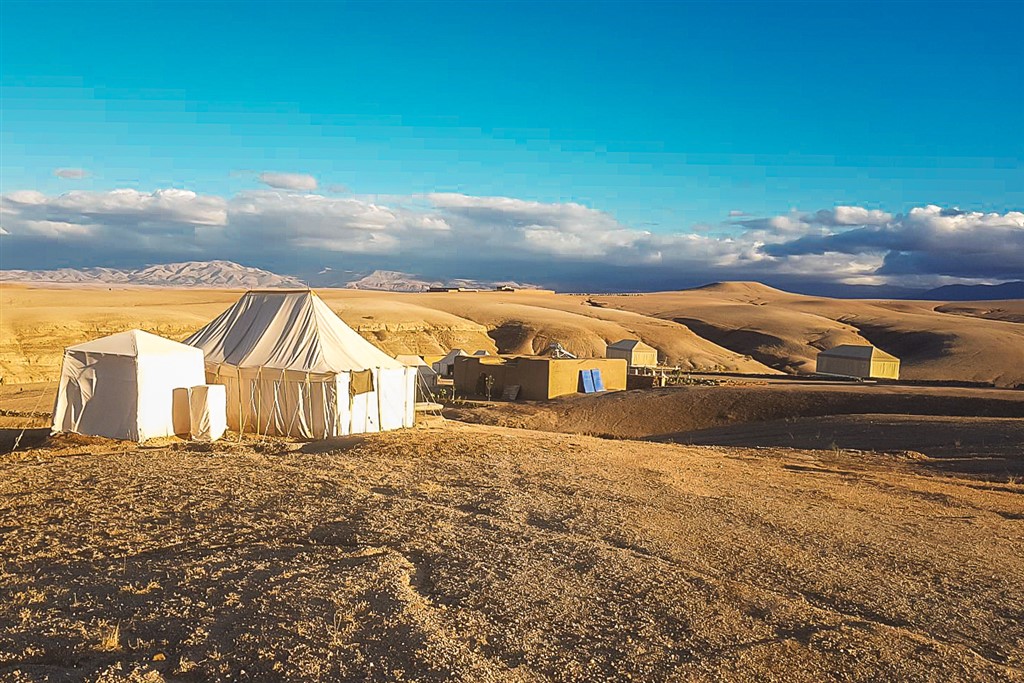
xmin=185 ymin=291 xmax=415 ymax=438
xmin=52 ymin=330 xmax=206 ymax=442
xmin=189 ymin=384 xmax=227 ymax=441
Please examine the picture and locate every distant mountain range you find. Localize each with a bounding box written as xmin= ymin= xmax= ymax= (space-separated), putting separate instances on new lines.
xmin=341 ymin=269 xmax=542 ymax=292
xmin=921 ymin=281 xmax=1024 ymax=301
xmin=0 ymin=262 xmax=543 ymax=292
xmin=341 ymin=270 xmax=441 ymax=292
xmin=0 ymin=260 xmax=304 ymax=289
xmin=1 ymin=261 xmax=1020 ymax=300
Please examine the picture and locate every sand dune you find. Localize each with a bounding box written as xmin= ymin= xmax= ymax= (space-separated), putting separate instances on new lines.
xmin=1 ymin=282 xmax=1021 ymax=386
xmin=590 ymin=285 xmax=1024 ymax=387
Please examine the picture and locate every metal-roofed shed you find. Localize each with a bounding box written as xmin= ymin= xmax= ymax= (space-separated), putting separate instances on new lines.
xmin=816 ymin=344 xmax=900 ymax=379
xmin=606 ymin=339 xmax=659 ymax=368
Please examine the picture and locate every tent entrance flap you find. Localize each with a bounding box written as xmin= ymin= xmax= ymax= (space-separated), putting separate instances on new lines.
xmin=349 ymin=369 xmax=375 ymax=397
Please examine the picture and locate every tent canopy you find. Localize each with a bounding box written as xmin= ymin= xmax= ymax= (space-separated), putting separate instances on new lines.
xmin=184 ymin=290 xmax=403 ymax=375
xmin=69 ymin=329 xmax=200 ymax=357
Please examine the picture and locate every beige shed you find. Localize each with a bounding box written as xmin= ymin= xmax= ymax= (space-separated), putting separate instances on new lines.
xmin=815 ymin=344 xmax=900 ymax=380
xmin=606 ymin=339 xmax=659 ymax=367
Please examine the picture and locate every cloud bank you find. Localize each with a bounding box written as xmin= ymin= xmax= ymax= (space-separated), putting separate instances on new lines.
xmin=1 ymin=186 xmax=1020 ymax=290
xmin=257 ymin=172 xmax=318 ymax=191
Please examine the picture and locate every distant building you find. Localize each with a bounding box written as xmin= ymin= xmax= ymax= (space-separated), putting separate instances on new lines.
xmin=453 ymin=355 xmax=627 ymax=401
xmin=433 ymin=349 xmax=469 ymax=378
xmin=816 ymin=344 xmax=900 ymax=380
xmin=606 ymin=339 xmax=659 ymax=368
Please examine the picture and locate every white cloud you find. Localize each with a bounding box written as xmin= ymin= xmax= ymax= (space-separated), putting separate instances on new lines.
xmin=53 ymin=168 xmax=90 ymax=179
xmin=257 ymin=172 xmax=318 ymax=191
xmin=815 ymin=206 xmax=892 ymax=226
xmin=0 ymin=188 xmax=227 ymax=253
xmin=763 ymin=205 xmax=1024 ymax=280
xmin=1 ymin=186 xmax=1019 ymax=287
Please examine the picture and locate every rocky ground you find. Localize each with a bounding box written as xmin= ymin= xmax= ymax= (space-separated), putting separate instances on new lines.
xmin=1 ymin=417 xmax=1022 ymax=682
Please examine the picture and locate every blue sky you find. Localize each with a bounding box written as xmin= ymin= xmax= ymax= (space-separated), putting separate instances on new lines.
xmin=1 ymin=1 xmax=1022 ymax=290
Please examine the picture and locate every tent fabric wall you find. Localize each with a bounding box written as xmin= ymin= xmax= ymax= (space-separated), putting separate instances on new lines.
xmin=212 ymin=366 xmax=342 ymax=438
xmin=53 ymin=351 xmax=140 ymax=440
xmin=189 ymin=384 xmax=227 ymax=441
xmin=173 ymin=385 xmax=227 ymax=441
xmin=397 ymin=355 xmax=439 ymax=402
xmin=870 ymin=359 xmax=900 ymax=380
xmin=434 ymin=349 xmax=469 ymax=378
xmin=186 ymin=291 xmax=415 ymax=439
xmin=52 ymin=330 xmax=206 ymax=442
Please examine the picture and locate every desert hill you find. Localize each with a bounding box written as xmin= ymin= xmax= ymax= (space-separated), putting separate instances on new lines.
xmin=1 ymin=282 xmax=1022 ymax=386
xmin=588 ymin=288 xmax=1024 ymax=387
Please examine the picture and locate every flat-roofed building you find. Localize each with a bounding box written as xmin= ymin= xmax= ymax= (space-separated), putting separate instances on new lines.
xmin=816 ymin=344 xmax=900 ymax=379
xmin=454 ymin=355 xmax=627 ymax=400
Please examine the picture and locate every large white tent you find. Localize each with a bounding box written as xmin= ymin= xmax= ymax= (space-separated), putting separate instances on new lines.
xmin=52 ymin=329 xmax=206 ymax=442
xmin=184 ymin=290 xmax=415 ymax=438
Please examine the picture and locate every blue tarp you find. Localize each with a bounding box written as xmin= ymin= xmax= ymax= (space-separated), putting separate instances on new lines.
xmin=579 ymin=369 xmax=606 ymax=393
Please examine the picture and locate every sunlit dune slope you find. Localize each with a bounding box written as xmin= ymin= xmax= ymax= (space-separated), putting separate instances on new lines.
xmin=591 ymin=284 xmax=1024 ymax=386
xmin=2 ymin=282 xmax=1021 ymax=386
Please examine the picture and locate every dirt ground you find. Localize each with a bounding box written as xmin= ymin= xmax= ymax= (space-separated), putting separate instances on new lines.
xmin=447 ymin=382 xmax=1024 ymax=437
xmin=1 ymin=417 xmax=1023 ymax=682
xmin=674 ymin=414 xmax=1024 ymax=480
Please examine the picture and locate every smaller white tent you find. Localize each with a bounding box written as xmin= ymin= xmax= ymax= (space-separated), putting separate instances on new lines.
xmin=433 ymin=349 xmax=469 ymax=378
xmin=52 ymin=330 xmax=206 ymax=442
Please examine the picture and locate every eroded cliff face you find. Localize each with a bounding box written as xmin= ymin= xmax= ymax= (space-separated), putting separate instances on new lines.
xmin=348 ymin=321 xmax=498 ymax=358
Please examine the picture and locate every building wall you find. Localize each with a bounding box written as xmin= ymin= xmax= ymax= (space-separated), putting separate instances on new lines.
xmin=817 ymin=353 xmax=900 ymax=379
xmin=454 ymin=356 xmax=627 ymax=400
xmin=816 ymin=355 xmax=871 ymax=378
xmin=506 ymin=358 xmax=553 ymax=401
xmin=607 ymin=346 xmax=658 ymax=367
xmin=452 ymin=357 xmax=513 ymax=398
xmin=630 ymin=349 xmax=658 ymax=367
xmin=546 ymin=358 xmax=627 ymax=398
xmin=870 ymin=359 xmax=900 ymax=380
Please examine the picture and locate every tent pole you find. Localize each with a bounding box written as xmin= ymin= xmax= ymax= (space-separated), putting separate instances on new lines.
xmin=376 ymin=367 xmax=383 ymax=433
xmin=235 ymin=367 xmax=243 ymax=443
xmin=255 ymin=367 xmax=262 ymax=440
